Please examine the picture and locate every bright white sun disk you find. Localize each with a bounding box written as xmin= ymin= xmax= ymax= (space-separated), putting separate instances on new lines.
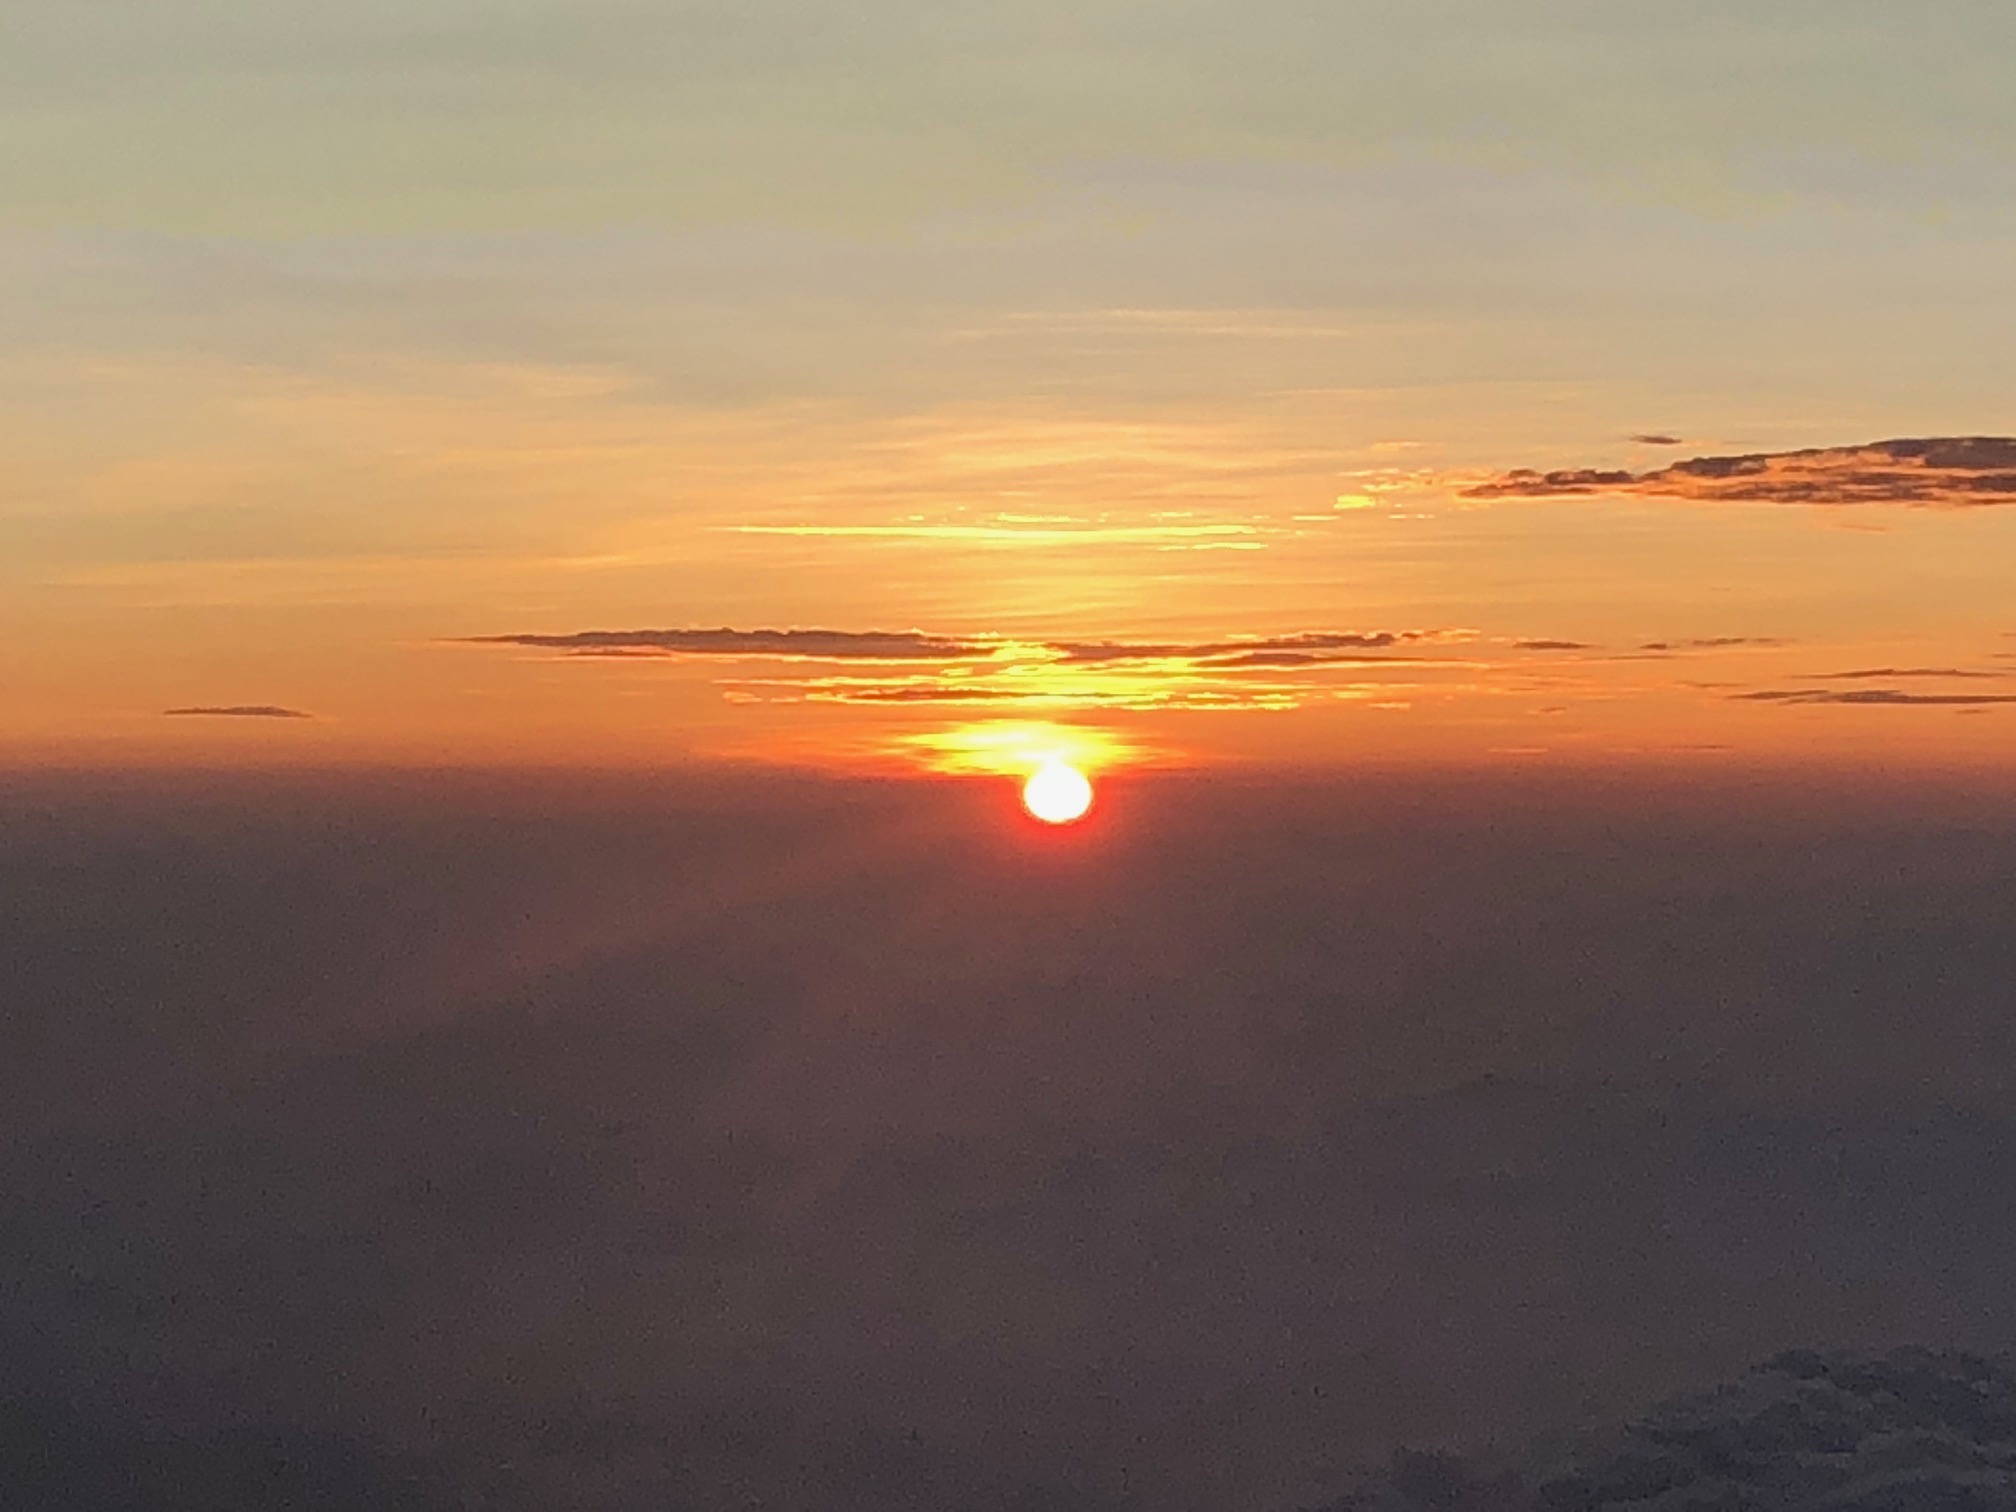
xmin=1023 ymin=761 xmax=1094 ymax=824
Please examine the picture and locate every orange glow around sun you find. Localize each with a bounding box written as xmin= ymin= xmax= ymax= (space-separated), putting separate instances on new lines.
xmin=891 ymin=720 xmax=1139 ymax=777
xmin=1023 ymin=760 xmax=1094 ymax=824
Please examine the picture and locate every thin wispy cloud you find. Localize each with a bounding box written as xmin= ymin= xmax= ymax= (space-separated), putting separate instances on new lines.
xmin=1641 ymin=637 xmax=1790 ymax=653
xmin=463 ymin=626 xmax=1465 ymax=667
xmin=461 ymin=628 xmax=992 ymax=661
xmin=1802 ymin=667 xmax=2011 ymax=681
xmin=721 ymin=677 xmax=1312 ymax=712
xmin=1466 ymin=438 xmax=2016 ymax=508
xmin=1048 ymin=631 xmax=1452 ymax=665
xmin=723 ymin=522 xmax=1266 ymax=549
xmin=1734 ymin=689 xmax=2016 ymax=707
xmin=163 ymin=704 xmax=313 ymax=719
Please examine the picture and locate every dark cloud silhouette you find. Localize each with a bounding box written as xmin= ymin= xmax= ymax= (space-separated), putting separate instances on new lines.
xmin=461 ymin=627 xmax=994 ymax=660
xmin=1466 ymin=437 xmax=2016 ymax=507
xmin=1331 ymin=1349 xmax=2016 ymax=1512
xmin=1737 ymin=688 xmax=2016 ymax=706
xmin=1512 ymin=639 xmax=1593 ymax=651
xmin=1629 ymin=433 xmax=1685 ymax=446
xmin=162 ymin=705 xmax=312 ymax=719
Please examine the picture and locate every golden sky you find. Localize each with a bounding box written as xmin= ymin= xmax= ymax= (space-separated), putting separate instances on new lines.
xmin=5 ymin=2 xmax=2016 ymax=775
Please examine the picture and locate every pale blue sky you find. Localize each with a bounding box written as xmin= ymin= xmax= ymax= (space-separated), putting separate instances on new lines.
xmin=5 ymin=0 xmax=2015 ymax=231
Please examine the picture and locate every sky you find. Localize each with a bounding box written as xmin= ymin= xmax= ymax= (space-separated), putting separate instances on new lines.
xmin=6 ymin=0 xmax=2016 ymax=776
xmin=8 ymin=12 xmax=2016 ymax=1508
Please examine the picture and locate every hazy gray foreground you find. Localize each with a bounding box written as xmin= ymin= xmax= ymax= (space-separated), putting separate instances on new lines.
xmin=4 ymin=768 xmax=2016 ymax=1511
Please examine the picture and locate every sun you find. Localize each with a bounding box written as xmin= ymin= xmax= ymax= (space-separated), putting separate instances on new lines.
xmin=1022 ymin=760 xmax=1094 ymax=825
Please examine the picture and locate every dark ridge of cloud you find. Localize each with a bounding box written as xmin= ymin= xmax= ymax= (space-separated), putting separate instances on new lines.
xmin=1640 ymin=637 xmax=1789 ymax=653
xmin=1464 ymin=436 xmax=2016 ymax=507
xmin=162 ymin=705 xmax=312 ymax=719
xmin=1513 ymin=639 xmax=1593 ymax=652
xmin=1334 ymin=1349 xmax=2016 ymax=1512
xmin=1734 ymin=688 xmax=2016 ymax=707
xmin=461 ymin=627 xmax=991 ymax=661
xmin=1804 ymin=667 xmax=2012 ymax=681
xmin=1628 ymin=433 xmax=1685 ymax=446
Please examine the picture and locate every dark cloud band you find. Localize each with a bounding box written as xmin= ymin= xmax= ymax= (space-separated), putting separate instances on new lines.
xmin=1467 ymin=437 xmax=2016 ymax=507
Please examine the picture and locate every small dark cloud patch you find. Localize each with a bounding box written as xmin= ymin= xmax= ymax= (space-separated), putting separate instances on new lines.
xmin=1629 ymin=433 xmax=1685 ymax=446
xmin=1513 ymin=639 xmax=1593 ymax=652
xmin=1466 ymin=436 xmax=2016 ymax=507
xmin=163 ymin=705 xmax=312 ymax=719
xmin=1735 ymin=688 xmax=2016 ymax=707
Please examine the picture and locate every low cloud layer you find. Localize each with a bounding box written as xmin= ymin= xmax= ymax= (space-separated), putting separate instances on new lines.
xmin=162 ymin=705 xmax=312 ymax=719
xmin=1466 ymin=437 xmax=2016 ymax=507
xmin=464 ymin=627 xmax=1458 ymax=666
xmin=464 ymin=624 xmax=1493 ymax=714
xmin=465 ymin=621 xmax=2016 ymax=721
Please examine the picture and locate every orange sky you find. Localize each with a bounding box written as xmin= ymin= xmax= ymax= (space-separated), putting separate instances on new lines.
xmin=5 ymin=5 xmax=2016 ymax=778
